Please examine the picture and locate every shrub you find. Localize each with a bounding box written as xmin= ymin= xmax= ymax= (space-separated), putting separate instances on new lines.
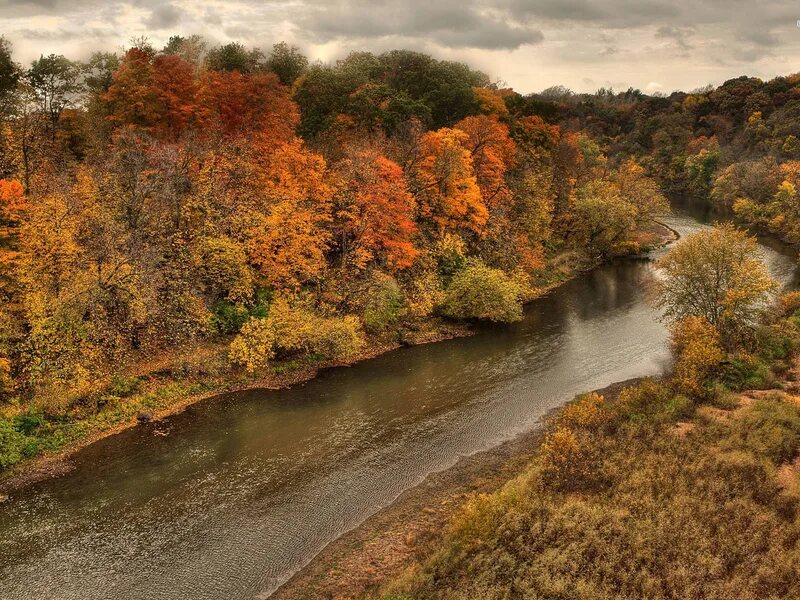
xmin=269 ymin=296 xmax=366 ymax=359
xmin=310 ymin=315 xmax=365 ymax=360
xmin=12 ymin=412 xmax=43 ymax=436
xmin=726 ymin=399 xmax=800 ymax=463
xmin=107 ymin=374 xmax=142 ymax=398
xmin=267 ymin=296 xmax=319 ymax=355
xmin=556 ymin=392 xmax=613 ymax=431
xmin=615 ymin=378 xmax=676 ymax=422
xmin=229 ymin=318 xmax=276 ymax=373
xmin=662 ymin=394 xmax=695 ymax=420
xmin=211 ymin=300 xmax=251 ymax=334
xmin=756 ymin=321 xmax=800 ymax=361
xmin=670 ymin=316 xmax=725 ymax=398
xmin=440 ymin=259 xmax=524 ymax=323
xmin=0 ymin=420 xmax=30 ymax=469
xmin=403 ymin=268 xmax=445 ymax=319
xmin=229 ymin=296 xmax=365 ymax=371
xmin=363 ymin=276 xmax=407 ymax=332
xmin=538 ymin=426 xmax=598 ymax=491
xmin=433 ymin=233 xmax=466 ymax=281
xmin=720 ymin=353 xmax=773 ymax=390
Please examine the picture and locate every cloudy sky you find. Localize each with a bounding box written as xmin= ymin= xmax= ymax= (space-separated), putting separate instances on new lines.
xmin=1 ymin=0 xmax=799 ymax=94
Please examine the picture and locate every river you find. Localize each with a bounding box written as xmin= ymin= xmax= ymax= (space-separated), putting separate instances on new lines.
xmin=1 ymin=204 xmax=797 ymax=599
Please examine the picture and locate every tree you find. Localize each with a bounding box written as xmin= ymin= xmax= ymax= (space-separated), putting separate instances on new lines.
xmin=103 ymin=48 xmax=160 ymax=129
xmin=245 ymin=139 xmax=333 ymax=289
xmin=656 ymin=224 xmax=777 ymax=343
xmin=205 ymin=43 xmax=263 ymax=74
xmin=266 ymin=42 xmax=308 ymax=86
xmin=334 ymin=150 xmax=418 ymax=271
xmin=149 ymin=54 xmax=198 ymax=139
xmin=82 ymin=52 xmax=121 ymax=97
xmin=409 ymin=127 xmax=486 ymax=237
xmin=27 ymin=54 xmax=82 ymax=139
xmin=570 ymin=179 xmax=637 ymax=258
xmin=454 ymin=115 xmax=516 ymax=212
xmin=0 ymin=37 xmax=20 ymax=114
xmin=614 ymin=159 xmax=669 ymax=225
xmin=103 ymin=49 xmax=198 ymax=139
xmin=198 ymin=70 xmax=298 ymax=140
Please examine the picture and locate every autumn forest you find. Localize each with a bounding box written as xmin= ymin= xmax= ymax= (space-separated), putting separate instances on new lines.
xmin=0 ymin=37 xmax=678 ymax=465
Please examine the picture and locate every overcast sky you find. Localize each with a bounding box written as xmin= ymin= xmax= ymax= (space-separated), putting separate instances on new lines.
xmin=1 ymin=0 xmax=799 ymax=94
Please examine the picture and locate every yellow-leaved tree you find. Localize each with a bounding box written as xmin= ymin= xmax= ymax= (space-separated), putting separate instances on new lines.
xmin=656 ymin=224 xmax=777 ymax=345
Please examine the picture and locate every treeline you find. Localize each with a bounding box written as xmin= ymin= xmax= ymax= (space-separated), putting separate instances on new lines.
xmin=0 ymin=36 xmax=667 ymax=420
xmin=526 ymin=73 xmax=800 ymax=240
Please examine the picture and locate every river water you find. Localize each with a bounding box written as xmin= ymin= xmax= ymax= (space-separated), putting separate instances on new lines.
xmin=1 ymin=205 xmax=797 ymax=599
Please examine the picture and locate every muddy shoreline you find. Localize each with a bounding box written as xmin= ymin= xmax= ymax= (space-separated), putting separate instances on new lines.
xmin=271 ymin=378 xmax=643 ymax=600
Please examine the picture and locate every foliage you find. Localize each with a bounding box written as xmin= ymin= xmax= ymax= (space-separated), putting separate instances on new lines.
xmin=362 ymin=275 xmax=407 ymax=332
xmin=0 ymin=419 xmax=34 ymax=469
xmin=539 ymin=425 xmax=598 ymax=490
xmin=656 ymin=224 xmax=777 ymax=344
xmin=379 ymin=378 xmax=800 ymax=600
xmin=440 ymin=259 xmax=524 ymax=322
xmin=555 ymin=392 xmax=613 ymax=431
xmin=670 ymin=316 xmax=725 ymax=397
xmin=229 ymin=296 xmax=365 ymax=372
xmin=228 ymin=317 xmax=276 ymax=373
xmin=0 ymin=40 xmax=725 ymax=469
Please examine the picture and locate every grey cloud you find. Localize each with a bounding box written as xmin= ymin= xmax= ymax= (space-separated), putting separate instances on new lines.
xmin=655 ymin=25 xmax=694 ymax=49
xmin=145 ymin=4 xmax=182 ymax=30
xmin=738 ymin=29 xmax=780 ymax=47
xmin=503 ymin=0 xmax=795 ymax=32
xmin=504 ymin=0 xmax=679 ymax=27
xmin=12 ymin=26 xmax=115 ymax=41
xmin=2 ymin=0 xmax=799 ymax=88
xmin=298 ymin=0 xmax=543 ymax=50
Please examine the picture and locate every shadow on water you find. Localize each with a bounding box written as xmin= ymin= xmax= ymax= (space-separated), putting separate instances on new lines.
xmin=0 ymin=205 xmax=797 ymax=600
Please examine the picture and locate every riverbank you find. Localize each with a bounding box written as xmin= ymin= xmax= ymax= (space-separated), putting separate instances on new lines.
xmin=271 ymin=378 xmax=642 ymax=600
xmin=0 ymin=320 xmax=471 ymax=495
xmin=0 ymin=221 xmax=677 ymax=496
xmin=276 ymin=358 xmax=800 ymax=600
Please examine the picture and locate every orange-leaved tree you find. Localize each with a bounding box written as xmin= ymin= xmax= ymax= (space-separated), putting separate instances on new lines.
xmin=246 ymin=137 xmax=333 ymax=289
xmin=334 ymin=150 xmax=418 ymax=271
xmin=409 ymin=127 xmax=485 ymax=237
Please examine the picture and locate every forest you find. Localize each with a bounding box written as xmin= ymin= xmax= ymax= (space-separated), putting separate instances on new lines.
xmin=0 ymin=37 xmax=675 ymax=469
xmin=3 ymin=31 xmax=800 ymax=600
